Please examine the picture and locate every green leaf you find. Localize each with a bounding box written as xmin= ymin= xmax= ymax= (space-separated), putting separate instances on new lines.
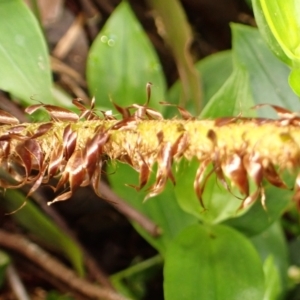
xmin=2 ymin=190 xmax=85 ymax=276
xmin=0 ymin=0 xmax=53 ymax=104
xmin=0 ymin=250 xmax=10 ymax=287
xmin=166 ymin=50 xmax=233 ymax=117
xmin=201 ymin=64 xmax=255 ymax=118
xmin=262 ymin=256 xmax=282 ymax=300
xmin=107 ymin=162 xmax=197 ymax=254
xmin=252 ymin=0 xmax=293 ymax=66
xmin=87 ymin=1 xmax=166 ymax=112
xmin=231 ymin=23 xmax=300 ymax=117
xmin=289 ymin=68 xmax=300 ymax=97
xmin=46 ymin=291 xmax=75 ymax=300
xmin=250 ymin=222 xmax=289 ymax=292
xmin=257 ymin=0 xmax=300 ymax=63
xmin=164 ymin=223 xmax=264 ymax=300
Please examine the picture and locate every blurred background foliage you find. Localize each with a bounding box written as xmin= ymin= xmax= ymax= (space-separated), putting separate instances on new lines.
xmin=0 ymin=0 xmax=300 ymax=299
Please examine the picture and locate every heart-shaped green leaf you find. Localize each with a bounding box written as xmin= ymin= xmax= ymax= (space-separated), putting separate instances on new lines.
xmin=164 ymin=223 xmax=264 ymax=300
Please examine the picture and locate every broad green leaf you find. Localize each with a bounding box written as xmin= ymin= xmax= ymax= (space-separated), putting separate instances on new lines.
xmin=87 ymin=2 xmax=166 ymax=112
xmin=250 ymin=222 xmax=289 ymax=292
xmin=0 ymin=0 xmax=53 ymax=104
xmin=107 ymin=162 xmax=197 ymax=255
xmin=0 ymin=250 xmax=10 ymax=287
xmin=164 ymin=223 xmax=264 ymax=300
xmin=166 ymin=50 xmax=233 ymax=117
xmin=231 ymin=23 xmax=300 ymax=118
xmin=1 ymin=190 xmax=84 ymax=276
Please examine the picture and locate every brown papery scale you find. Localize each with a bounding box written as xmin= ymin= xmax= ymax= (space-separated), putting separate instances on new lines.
xmin=0 ymin=102 xmax=300 ymax=209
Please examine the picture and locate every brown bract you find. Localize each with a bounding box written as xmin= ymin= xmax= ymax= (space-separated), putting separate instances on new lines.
xmin=0 ymin=102 xmax=300 ymax=209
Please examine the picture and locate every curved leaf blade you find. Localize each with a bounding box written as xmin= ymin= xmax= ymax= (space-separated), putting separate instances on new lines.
xmin=2 ymin=190 xmax=85 ymax=276
xmin=0 ymin=250 xmax=10 ymax=287
xmin=0 ymin=0 xmax=52 ymax=104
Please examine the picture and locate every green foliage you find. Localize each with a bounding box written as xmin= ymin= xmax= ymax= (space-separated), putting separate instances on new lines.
xmin=87 ymin=1 xmax=166 ymax=112
xmin=164 ymin=223 xmax=265 ymax=300
xmin=2 ymin=190 xmax=85 ymax=276
xmin=252 ymin=0 xmax=300 ymax=95
xmin=0 ymin=0 xmax=300 ymax=299
xmin=0 ymin=0 xmax=52 ymax=105
xmin=0 ymin=250 xmax=10 ymax=287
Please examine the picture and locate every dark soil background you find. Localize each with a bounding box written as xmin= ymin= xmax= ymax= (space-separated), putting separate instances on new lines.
xmin=1 ymin=0 xmax=254 ymax=299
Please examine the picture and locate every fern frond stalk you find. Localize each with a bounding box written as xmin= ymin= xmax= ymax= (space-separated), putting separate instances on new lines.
xmin=0 ymin=109 xmax=300 ymax=209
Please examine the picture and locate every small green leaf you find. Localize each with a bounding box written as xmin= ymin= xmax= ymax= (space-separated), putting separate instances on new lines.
xmin=0 ymin=0 xmax=53 ymax=104
xmin=262 ymin=256 xmax=282 ymax=300
xmin=107 ymin=162 xmax=197 ymax=254
xmin=289 ymin=68 xmax=300 ymax=97
xmin=0 ymin=250 xmax=10 ymax=287
xmin=250 ymin=222 xmax=289 ymax=292
xmin=2 ymin=190 xmax=85 ymax=276
xmin=164 ymin=223 xmax=264 ymax=300
xmin=87 ymin=2 xmax=166 ymax=112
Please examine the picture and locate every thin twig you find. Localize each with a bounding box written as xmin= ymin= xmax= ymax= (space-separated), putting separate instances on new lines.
xmin=99 ymin=181 xmax=161 ymax=237
xmin=31 ymin=187 xmax=114 ymax=290
xmin=6 ymin=264 xmax=30 ymax=300
xmin=50 ymin=56 xmax=87 ymax=87
xmin=52 ymin=14 xmax=85 ymax=59
xmin=0 ymin=230 xmax=127 ymax=300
